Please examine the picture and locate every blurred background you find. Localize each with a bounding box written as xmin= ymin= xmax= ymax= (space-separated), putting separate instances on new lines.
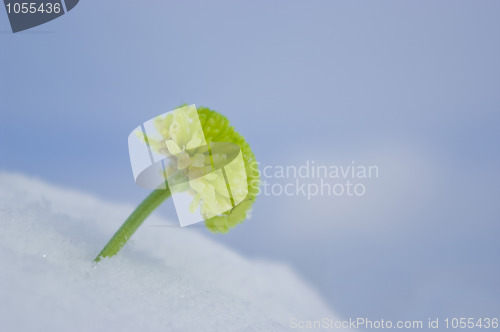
xmin=1 ymin=0 xmax=499 ymax=327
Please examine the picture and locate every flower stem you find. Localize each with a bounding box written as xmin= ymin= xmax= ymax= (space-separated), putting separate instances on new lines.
xmin=94 ymin=188 xmax=171 ymax=262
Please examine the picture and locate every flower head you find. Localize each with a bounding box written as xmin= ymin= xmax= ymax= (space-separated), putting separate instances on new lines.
xmin=139 ymin=105 xmax=260 ymax=233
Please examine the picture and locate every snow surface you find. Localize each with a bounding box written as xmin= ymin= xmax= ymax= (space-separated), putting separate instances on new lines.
xmin=0 ymin=172 xmax=345 ymax=332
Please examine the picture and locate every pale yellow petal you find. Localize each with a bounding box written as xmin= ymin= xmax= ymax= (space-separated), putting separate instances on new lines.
xmin=165 ymin=140 xmax=182 ymax=155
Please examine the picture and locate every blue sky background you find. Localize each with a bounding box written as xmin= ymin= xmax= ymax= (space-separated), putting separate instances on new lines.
xmin=1 ymin=0 xmax=499 ymax=327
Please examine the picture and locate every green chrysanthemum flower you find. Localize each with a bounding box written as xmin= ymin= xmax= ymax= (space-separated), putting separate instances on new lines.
xmin=197 ymin=106 xmax=260 ymax=233
xmin=94 ymin=105 xmax=259 ymax=262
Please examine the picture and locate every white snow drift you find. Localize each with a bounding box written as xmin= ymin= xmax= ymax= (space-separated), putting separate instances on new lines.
xmin=0 ymin=172 xmax=345 ymax=332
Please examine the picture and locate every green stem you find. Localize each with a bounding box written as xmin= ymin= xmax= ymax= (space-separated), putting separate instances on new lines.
xmin=94 ymin=188 xmax=171 ymax=262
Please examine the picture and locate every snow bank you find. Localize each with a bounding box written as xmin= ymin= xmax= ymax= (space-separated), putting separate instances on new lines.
xmin=0 ymin=172 xmax=344 ymax=331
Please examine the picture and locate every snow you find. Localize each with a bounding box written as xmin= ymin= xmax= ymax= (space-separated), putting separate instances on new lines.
xmin=0 ymin=172 xmax=344 ymax=331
